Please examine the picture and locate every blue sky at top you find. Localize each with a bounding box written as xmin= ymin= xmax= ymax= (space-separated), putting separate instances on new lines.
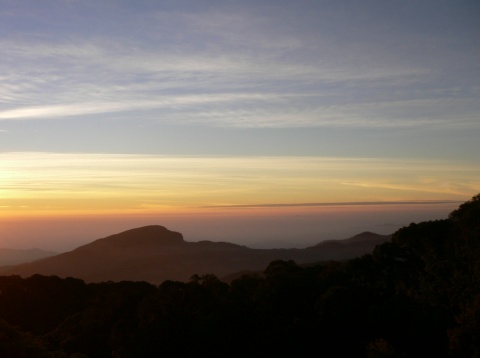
xmin=0 ymin=0 xmax=478 ymax=159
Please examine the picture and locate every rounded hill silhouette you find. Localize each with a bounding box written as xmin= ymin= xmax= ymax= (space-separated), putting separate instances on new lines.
xmin=74 ymin=225 xmax=185 ymax=252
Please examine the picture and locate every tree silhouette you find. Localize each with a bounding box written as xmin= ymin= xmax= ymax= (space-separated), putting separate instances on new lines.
xmin=0 ymin=194 xmax=479 ymax=357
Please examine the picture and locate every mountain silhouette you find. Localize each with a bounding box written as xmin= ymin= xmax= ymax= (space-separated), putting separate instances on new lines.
xmin=0 ymin=248 xmax=57 ymax=267
xmin=5 ymin=225 xmax=390 ymax=284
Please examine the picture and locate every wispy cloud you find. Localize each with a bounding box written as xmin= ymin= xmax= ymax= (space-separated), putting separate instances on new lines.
xmin=2 ymin=33 xmax=475 ymax=129
xmin=0 ymin=0 xmax=477 ymax=163
xmin=202 ymin=200 xmax=463 ymax=209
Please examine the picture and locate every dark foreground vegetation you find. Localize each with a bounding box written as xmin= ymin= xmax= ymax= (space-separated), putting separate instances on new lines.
xmin=1 ymin=195 xmax=479 ymax=357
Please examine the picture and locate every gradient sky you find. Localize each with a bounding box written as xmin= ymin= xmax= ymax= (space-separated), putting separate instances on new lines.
xmin=1 ymin=1 xmax=479 ymax=250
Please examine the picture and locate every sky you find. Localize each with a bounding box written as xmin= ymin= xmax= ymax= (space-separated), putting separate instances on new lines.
xmin=0 ymin=0 xmax=479 ymax=251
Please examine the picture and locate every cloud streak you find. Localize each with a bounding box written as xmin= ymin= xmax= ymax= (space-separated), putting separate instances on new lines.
xmin=201 ymin=200 xmax=463 ymax=209
xmin=1 ymin=25 xmax=477 ymax=129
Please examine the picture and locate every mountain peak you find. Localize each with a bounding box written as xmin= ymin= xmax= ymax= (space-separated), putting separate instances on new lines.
xmin=344 ymin=231 xmax=391 ymax=244
xmin=113 ymin=225 xmax=182 ymax=238
xmin=74 ymin=225 xmax=185 ymax=252
xmin=307 ymin=231 xmax=391 ymax=249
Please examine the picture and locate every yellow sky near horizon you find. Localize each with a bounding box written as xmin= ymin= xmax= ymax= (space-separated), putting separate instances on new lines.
xmin=0 ymin=152 xmax=477 ymax=219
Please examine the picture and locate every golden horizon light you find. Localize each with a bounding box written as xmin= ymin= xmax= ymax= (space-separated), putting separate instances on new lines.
xmin=0 ymin=152 xmax=476 ymax=218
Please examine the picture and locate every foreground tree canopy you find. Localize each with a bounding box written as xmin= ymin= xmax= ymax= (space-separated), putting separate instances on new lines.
xmin=0 ymin=194 xmax=479 ymax=357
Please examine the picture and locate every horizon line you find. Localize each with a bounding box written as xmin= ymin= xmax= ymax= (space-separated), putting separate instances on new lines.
xmin=201 ymin=200 xmax=464 ymax=209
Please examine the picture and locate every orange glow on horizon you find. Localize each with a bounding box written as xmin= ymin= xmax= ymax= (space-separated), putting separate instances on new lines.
xmin=0 ymin=201 xmax=463 ymax=252
xmin=0 ymin=153 xmax=476 ymax=225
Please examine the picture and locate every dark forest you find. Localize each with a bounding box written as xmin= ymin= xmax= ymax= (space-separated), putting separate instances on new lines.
xmin=1 ymin=194 xmax=479 ymax=357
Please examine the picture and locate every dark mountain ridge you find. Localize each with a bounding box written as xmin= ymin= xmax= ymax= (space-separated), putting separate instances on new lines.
xmin=309 ymin=231 xmax=385 ymax=247
xmin=5 ymin=225 xmax=390 ymax=284
xmin=0 ymin=248 xmax=57 ymax=267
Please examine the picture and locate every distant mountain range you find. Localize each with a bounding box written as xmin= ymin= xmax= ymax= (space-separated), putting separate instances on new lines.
xmin=0 ymin=248 xmax=57 ymax=267
xmin=4 ymin=226 xmax=390 ymax=284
